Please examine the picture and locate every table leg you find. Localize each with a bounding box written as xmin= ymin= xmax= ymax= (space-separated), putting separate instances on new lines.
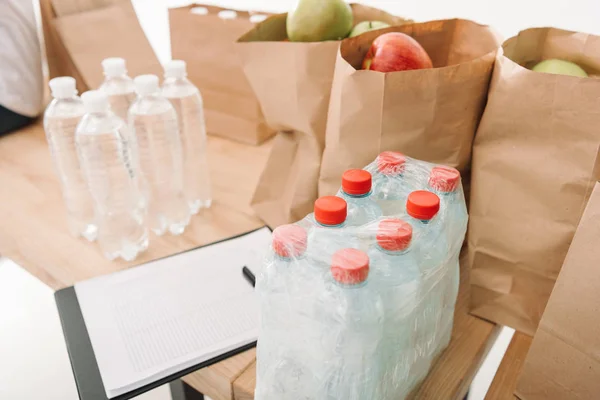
xmin=170 ymin=380 xmax=205 ymax=400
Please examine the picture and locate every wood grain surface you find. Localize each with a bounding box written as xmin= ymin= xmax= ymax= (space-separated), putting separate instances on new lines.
xmin=486 ymin=332 xmax=532 ymax=400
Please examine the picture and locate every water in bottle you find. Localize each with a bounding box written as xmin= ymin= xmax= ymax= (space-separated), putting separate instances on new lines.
xmin=99 ymin=58 xmax=136 ymax=122
xmin=428 ymin=166 xmax=466 ymax=353
xmin=319 ymin=248 xmax=383 ymax=399
xmin=307 ymin=196 xmax=358 ymax=266
xmin=336 ymin=169 xmax=382 ymax=226
xmin=76 ymin=90 xmax=148 ymax=261
xmin=129 ymin=74 xmax=190 ymax=235
xmin=44 ymin=77 xmax=96 ymax=241
xmin=162 ymin=60 xmax=212 ymax=214
xmin=428 ymin=165 xmax=468 ymax=241
xmin=406 ymin=190 xmax=448 ymax=360
xmin=368 ymin=218 xmax=421 ymax=397
xmin=256 ymin=225 xmax=320 ymax=400
xmin=371 ymin=151 xmax=409 ymax=216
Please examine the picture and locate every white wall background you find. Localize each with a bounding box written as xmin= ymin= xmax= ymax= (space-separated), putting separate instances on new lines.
xmin=136 ymin=0 xmax=600 ymax=63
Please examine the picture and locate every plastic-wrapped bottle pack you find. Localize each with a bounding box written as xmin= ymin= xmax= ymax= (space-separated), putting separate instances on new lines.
xmin=255 ymin=152 xmax=468 ymax=399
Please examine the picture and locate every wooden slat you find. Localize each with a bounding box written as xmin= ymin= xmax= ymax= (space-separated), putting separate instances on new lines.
xmin=233 ymin=361 xmax=256 ymax=400
xmin=486 ymin=332 xmax=532 ymax=400
xmin=183 ymin=349 xmax=256 ymax=400
xmin=0 ymin=121 xmax=271 ymax=399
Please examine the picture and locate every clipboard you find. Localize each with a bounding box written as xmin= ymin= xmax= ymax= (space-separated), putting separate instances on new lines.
xmin=55 ymin=227 xmax=267 ymax=400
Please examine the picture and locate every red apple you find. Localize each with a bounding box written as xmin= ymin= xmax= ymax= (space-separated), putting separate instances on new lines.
xmin=362 ymin=32 xmax=433 ymax=72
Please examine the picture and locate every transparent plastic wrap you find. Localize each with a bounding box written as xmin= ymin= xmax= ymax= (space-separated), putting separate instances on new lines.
xmin=255 ymin=152 xmax=468 ymax=399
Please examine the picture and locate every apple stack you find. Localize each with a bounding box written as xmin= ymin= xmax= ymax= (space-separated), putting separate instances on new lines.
xmin=255 ymin=153 xmax=468 ymax=399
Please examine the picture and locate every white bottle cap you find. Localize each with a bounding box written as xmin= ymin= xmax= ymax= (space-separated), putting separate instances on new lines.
xmin=190 ymin=6 xmax=208 ymax=15
xmin=134 ymin=74 xmax=160 ymax=96
xmin=218 ymin=10 xmax=237 ymax=19
xmin=164 ymin=60 xmax=187 ymax=79
xmin=102 ymin=57 xmax=127 ymax=77
xmin=81 ymin=90 xmax=110 ymax=113
xmin=49 ymin=76 xmax=77 ymax=99
xmin=250 ymin=14 xmax=268 ymax=23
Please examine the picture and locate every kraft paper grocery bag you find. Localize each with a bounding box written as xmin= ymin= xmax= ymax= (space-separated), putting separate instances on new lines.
xmin=468 ymin=27 xmax=600 ymax=335
xmin=237 ymin=4 xmax=410 ymax=227
xmin=516 ymin=182 xmax=600 ymax=400
xmin=170 ymin=5 xmax=274 ymax=145
xmin=41 ymin=0 xmax=161 ymax=94
xmin=318 ymin=19 xmax=500 ymax=196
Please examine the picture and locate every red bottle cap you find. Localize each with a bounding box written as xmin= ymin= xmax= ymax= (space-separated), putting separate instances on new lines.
xmin=272 ymin=224 xmax=307 ymax=258
xmin=331 ymin=248 xmax=370 ymax=285
xmin=429 ymin=166 xmax=460 ymax=193
xmin=376 ymin=218 xmax=413 ymax=251
xmin=376 ymin=151 xmax=406 ymax=175
xmin=406 ymin=191 xmax=440 ymax=221
xmin=314 ymin=196 xmax=347 ymax=226
xmin=342 ymin=169 xmax=372 ymax=195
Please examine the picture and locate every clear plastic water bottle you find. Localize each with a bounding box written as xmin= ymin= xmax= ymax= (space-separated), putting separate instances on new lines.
xmin=99 ymin=58 xmax=136 ymax=122
xmin=255 ymin=225 xmax=320 ymax=400
xmin=320 ymin=248 xmax=383 ymax=399
xmin=371 ymin=151 xmax=409 ymax=216
xmin=428 ymin=166 xmax=466 ymax=354
xmin=76 ymin=90 xmax=148 ymax=261
xmin=43 ymin=77 xmax=97 ymax=241
xmin=129 ymin=74 xmax=190 ymax=236
xmin=428 ymin=165 xmax=468 ymax=242
xmin=336 ymin=169 xmax=382 ymax=226
xmin=368 ymin=218 xmax=421 ymax=397
xmin=307 ymin=196 xmax=358 ymax=265
xmin=162 ymin=60 xmax=212 ymax=214
xmin=406 ymin=190 xmax=448 ymax=361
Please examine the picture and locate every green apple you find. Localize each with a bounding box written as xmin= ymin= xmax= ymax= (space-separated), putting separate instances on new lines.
xmin=532 ymin=59 xmax=588 ymax=77
xmin=286 ymin=0 xmax=353 ymax=42
xmin=349 ymin=21 xmax=391 ymax=38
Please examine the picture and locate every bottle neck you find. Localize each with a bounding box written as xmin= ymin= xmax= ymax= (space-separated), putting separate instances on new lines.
xmin=87 ymin=110 xmax=111 ymax=117
xmin=316 ymin=221 xmax=345 ymax=228
xmin=342 ymin=190 xmax=372 ymax=198
xmin=333 ymin=280 xmax=367 ymax=289
xmin=164 ymin=76 xmax=189 ymax=84
xmin=105 ymin=73 xmax=130 ymax=80
xmin=137 ymin=91 xmax=161 ymax=100
xmin=376 ymin=244 xmax=410 ymax=256
xmin=429 ymin=186 xmax=454 ymax=197
xmin=53 ymin=95 xmax=79 ymax=102
xmin=409 ymin=215 xmax=433 ymax=225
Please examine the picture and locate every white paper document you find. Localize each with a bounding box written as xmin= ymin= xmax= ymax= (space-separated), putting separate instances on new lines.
xmin=75 ymin=227 xmax=271 ymax=399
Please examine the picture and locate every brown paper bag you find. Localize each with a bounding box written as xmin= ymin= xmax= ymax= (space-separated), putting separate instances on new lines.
xmin=468 ymin=27 xmax=600 ymax=335
xmin=41 ymin=0 xmax=162 ymax=95
xmin=319 ymin=19 xmax=500 ymax=196
xmin=170 ymin=5 xmax=274 ymax=145
xmin=237 ymin=4 xmax=411 ymax=227
xmin=515 ymin=182 xmax=600 ymax=399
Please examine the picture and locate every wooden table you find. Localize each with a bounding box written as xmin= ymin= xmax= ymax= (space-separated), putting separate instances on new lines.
xmin=486 ymin=333 xmax=532 ymax=400
xmin=0 ymin=122 xmax=525 ymax=399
